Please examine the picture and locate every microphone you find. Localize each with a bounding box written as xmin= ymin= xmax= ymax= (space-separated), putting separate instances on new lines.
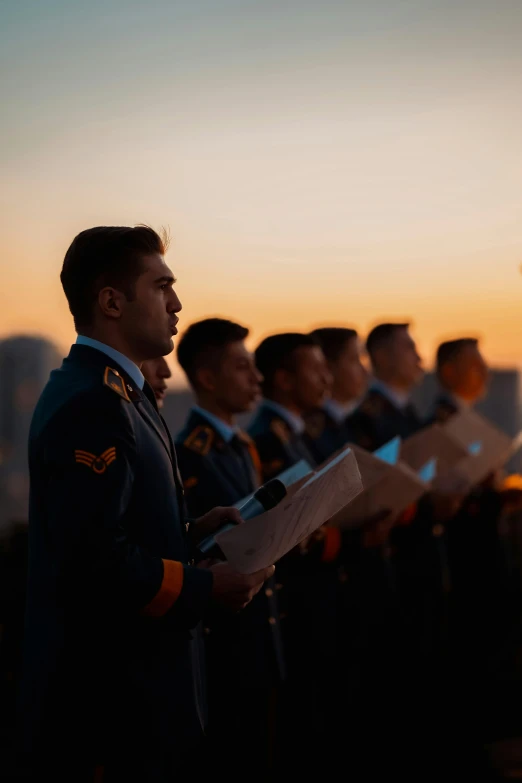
xmin=198 ymin=478 xmax=287 ymax=556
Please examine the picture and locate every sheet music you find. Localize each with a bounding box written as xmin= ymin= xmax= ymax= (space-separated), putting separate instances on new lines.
xmin=216 ymin=448 xmax=362 ymax=573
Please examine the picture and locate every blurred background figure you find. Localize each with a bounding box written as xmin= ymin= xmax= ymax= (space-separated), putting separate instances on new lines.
xmin=347 ymin=322 xmax=424 ymax=450
xmin=305 ymin=327 xmax=368 ymax=461
xmin=249 ymin=332 xmax=331 ymax=479
xmin=174 ymin=318 xmax=279 ymax=783
xmin=429 ymin=337 xmax=489 ymax=422
xmin=141 ymin=356 xmax=172 ymax=409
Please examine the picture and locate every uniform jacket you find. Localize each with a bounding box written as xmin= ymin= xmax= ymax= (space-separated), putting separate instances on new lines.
xmin=346 ymin=387 xmax=422 ymax=452
xmin=176 ymin=408 xmax=286 ymax=686
xmin=248 ymin=402 xmax=317 ymax=482
xmin=20 ymin=344 xmax=213 ymax=777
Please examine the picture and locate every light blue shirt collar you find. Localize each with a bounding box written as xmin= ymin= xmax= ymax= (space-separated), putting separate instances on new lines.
xmin=192 ymin=405 xmax=238 ymax=444
xmin=262 ymin=399 xmax=305 ymax=435
xmin=76 ymin=336 xmax=145 ymax=390
xmin=370 ymin=379 xmax=410 ymax=411
xmin=323 ymin=397 xmax=358 ymax=424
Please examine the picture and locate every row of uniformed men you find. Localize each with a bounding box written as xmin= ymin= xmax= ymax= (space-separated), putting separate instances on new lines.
xmin=141 ymin=319 xmax=510 ymax=780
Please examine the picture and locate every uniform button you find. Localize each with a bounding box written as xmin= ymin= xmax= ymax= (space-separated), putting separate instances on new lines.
xmin=265 ymin=588 xmax=273 ymax=597
xmin=268 ymin=617 xmax=276 ymax=625
xmin=432 ymin=524 xmax=444 ymax=538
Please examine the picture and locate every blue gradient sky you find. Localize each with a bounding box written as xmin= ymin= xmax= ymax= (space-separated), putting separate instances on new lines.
xmin=1 ymin=0 xmax=522 ymax=383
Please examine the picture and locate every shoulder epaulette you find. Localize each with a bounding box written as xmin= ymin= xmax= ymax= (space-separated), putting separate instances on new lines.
xmin=183 ymin=425 xmax=214 ymax=456
xmin=270 ymin=418 xmax=292 ymax=444
xmin=104 ymin=367 xmax=130 ymax=402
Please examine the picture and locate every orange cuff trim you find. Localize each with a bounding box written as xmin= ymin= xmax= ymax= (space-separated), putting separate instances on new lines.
xmin=321 ymin=526 xmax=342 ymax=563
xmin=143 ymin=560 xmax=184 ymax=617
xmin=397 ymin=503 xmax=417 ymax=526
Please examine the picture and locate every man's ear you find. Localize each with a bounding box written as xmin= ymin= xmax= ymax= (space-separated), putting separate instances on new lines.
xmin=274 ymin=367 xmax=294 ymax=393
xmin=98 ymin=287 xmax=125 ymax=320
xmin=439 ymin=363 xmax=456 ymax=388
xmin=195 ymin=366 xmax=217 ymax=393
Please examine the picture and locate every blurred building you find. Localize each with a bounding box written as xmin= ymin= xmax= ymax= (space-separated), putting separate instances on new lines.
xmin=0 ymin=336 xmax=62 ymax=534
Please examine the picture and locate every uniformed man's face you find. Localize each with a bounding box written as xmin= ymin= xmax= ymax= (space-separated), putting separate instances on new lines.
xmin=122 ymin=253 xmax=181 ymax=360
xmin=382 ymin=329 xmax=423 ymax=388
xmin=442 ymin=345 xmax=489 ymax=402
xmin=289 ymin=346 xmax=332 ymax=412
xmin=142 ymin=356 xmax=172 ymax=408
xmin=331 ymin=337 xmax=368 ymax=402
xmin=205 ymin=341 xmax=262 ymax=414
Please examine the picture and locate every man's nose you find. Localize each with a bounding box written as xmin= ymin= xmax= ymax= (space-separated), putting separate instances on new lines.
xmin=168 ymin=290 xmax=182 ymax=313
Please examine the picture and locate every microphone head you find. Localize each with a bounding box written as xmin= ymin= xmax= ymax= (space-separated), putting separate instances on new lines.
xmin=254 ymin=478 xmax=287 ymax=511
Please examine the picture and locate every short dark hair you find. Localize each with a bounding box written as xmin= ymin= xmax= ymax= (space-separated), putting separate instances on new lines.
xmin=310 ymin=327 xmax=358 ymax=363
xmin=436 ymin=338 xmax=479 ymax=372
xmin=366 ymin=323 xmax=409 ymax=361
xmin=176 ymin=318 xmax=249 ymax=387
xmin=61 ymin=225 xmax=168 ymax=330
xmin=255 ymin=333 xmax=319 ymax=396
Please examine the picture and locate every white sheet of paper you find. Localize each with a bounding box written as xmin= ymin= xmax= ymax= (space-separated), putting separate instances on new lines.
xmin=444 ymin=410 xmax=521 ymax=486
xmin=215 ymin=448 xmax=363 ymax=573
xmin=328 ymin=445 xmax=430 ymax=529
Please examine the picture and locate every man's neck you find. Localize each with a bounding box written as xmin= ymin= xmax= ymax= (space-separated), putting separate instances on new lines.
xmin=331 ymin=389 xmax=358 ymax=406
xmin=79 ymin=330 xmax=142 ymax=368
xmin=265 ymin=395 xmax=304 ymax=419
xmin=373 ymin=374 xmax=412 ymax=396
xmin=195 ymin=398 xmax=235 ymax=426
xmin=440 ymin=387 xmax=474 ymax=408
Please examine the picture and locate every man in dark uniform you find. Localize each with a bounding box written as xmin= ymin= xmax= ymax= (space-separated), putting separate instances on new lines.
xmin=347 ymin=322 xmax=424 ymax=450
xmin=427 ymin=337 xmax=488 ymax=424
xmin=141 ymin=356 xmax=172 ymax=409
xmin=305 ymin=327 xmax=368 ymax=462
xmin=427 ymin=340 xmax=514 ymax=780
xmin=174 ymin=318 xmax=283 ymax=781
xmin=175 ymin=319 xmax=263 ymax=515
xmin=248 ymin=333 xmax=346 ymax=775
xmin=19 ymin=226 xmax=273 ymax=782
xmin=345 ymin=323 xmax=458 ymax=779
xmin=248 ymin=333 xmax=330 ymax=479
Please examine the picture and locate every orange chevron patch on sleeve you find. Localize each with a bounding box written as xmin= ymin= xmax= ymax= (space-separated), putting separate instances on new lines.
xmin=74 ymin=447 xmax=116 ymax=474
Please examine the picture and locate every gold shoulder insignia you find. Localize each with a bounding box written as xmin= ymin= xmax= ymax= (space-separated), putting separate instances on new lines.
xmin=183 ymin=425 xmax=214 ymax=456
xmin=104 ymin=367 xmax=130 ymax=402
xmin=270 ymin=418 xmax=291 ymax=444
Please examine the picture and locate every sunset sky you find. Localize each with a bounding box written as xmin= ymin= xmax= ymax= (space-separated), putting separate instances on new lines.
xmin=2 ymin=0 xmax=522 ymax=386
